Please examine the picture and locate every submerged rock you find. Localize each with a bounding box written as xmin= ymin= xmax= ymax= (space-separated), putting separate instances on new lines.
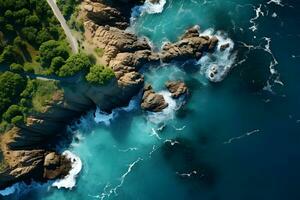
xmin=141 ymin=84 xmax=168 ymax=112
xmin=165 ymin=81 xmax=189 ymax=99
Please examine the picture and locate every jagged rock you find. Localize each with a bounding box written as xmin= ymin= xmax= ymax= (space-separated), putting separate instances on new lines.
xmin=220 ymin=43 xmax=230 ymax=51
xmin=165 ymin=81 xmax=188 ymax=99
xmin=43 ymin=152 xmax=71 ymax=180
xmin=208 ymin=36 xmax=219 ymax=52
xmin=0 ymin=0 xmax=223 ymax=190
xmin=160 ymin=27 xmax=219 ymax=62
xmin=141 ymin=84 xmax=168 ymax=112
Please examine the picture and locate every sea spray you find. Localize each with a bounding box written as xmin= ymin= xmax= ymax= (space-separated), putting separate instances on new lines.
xmin=52 ymin=151 xmax=82 ymax=189
xmin=197 ymin=28 xmax=237 ymax=82
xmin=94 ymin=95 xmax=140 ymax=125
xmin=147 ymin=91 xmax=178 ymax=124
xmin=131 ymin=0 xmax=167 ymax=22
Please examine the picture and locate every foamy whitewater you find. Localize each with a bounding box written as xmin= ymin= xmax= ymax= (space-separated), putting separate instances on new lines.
xmin=197 ymin=28 xmax=237 ymax=82
xmin=94 ymin=95 xmax=140 ymax=125
xmin=4 ymin=0 xmax=300 ymax=199
xmin=131 ymin=0 xmax=166 ymax=22
xmin=52 ymin=151 xmax=82 ymax=189
xmin=147 ymin=91 xmax=179 ymax=124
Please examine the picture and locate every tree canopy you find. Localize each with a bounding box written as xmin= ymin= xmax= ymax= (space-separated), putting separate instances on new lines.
xmin=59 ymin=53 xmax=92 ymax=77
xmin=0 ymin=72 xmax=26 ymax=115
xmin=85 ymin=64 xmax=115 ymax=86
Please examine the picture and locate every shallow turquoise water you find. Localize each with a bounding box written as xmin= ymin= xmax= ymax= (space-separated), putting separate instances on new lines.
xmin=4 ymin=0 xmax=300 ymax=199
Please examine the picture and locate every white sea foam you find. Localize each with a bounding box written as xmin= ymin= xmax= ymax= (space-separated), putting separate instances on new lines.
xmin=52 ymin=151 xmax=82 ymax=189
xmin=197 ymin=28 xmax=237 ymax=82
xmin=94 ymin=96 xmax=139 ymax=125
xmin=131 ymin=0 xmax=166 ymax=22
xmin=147 ymin=91 xmax=178 ymax=124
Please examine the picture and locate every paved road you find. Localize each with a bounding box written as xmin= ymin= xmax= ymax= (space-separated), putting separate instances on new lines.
xmin=46 ymin=0 xmax=79 ymax=54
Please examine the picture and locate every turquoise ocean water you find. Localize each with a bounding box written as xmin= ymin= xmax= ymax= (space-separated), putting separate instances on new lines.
xmin=3 ymin=0 xmax=300 ymax=199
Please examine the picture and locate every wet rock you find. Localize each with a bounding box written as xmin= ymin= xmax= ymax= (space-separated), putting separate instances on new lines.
xmin=207 ymin=36 xmax=219 ymax=52
xmin=141 ymin=84 xmax=168 ymax=112
xmin=160 ymin=27 xmax=218 ymax=62
xmin=43 ymin=152 xmax=71 ymax=180
xmin=165 ymin=81 xmax=189 ymax=99
xmin=220 ymin=43 xmax=230 ymax=51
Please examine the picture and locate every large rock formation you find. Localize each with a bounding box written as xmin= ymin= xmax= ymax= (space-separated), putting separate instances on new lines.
xmin=160 ymin=26 xmax=219 ymax=62
xmin=0 ymin=0 xmax=222 ymax=190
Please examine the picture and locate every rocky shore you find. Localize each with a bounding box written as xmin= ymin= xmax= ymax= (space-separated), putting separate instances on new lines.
xmin=0 ymin=0 xmax=223 ymax=190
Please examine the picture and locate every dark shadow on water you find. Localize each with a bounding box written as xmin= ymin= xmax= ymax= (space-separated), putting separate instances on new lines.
xmin=109 ymin=110 xmax=139 ymax=144
xmin=161 ymin=137 xmax=217 ymax=188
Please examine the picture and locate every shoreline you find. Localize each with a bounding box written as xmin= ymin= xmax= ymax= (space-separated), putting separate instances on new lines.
xmin=0 ymin=0 xmax=236 ymax=194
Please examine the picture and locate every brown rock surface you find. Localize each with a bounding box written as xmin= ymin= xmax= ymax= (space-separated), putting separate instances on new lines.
xmin=160 ymin=27 xmax=219 ymax=62
xmin=165 ymin=81 xmax=189 ymax=99
xmin=141 ymin=85 xmax=168 ymax=112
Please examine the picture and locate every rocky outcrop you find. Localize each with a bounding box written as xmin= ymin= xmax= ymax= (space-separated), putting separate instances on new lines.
xmin=160 ymin=27 xmax=219 ymax=62
xmin=0 ymin=0 xmax=222 ymax=191
xmin=0 ymin=127 xmax=71 ymax=189
xmin=43 ymin=152 xmax=71 ymax=180
xmin=165 ymin=81 xmax=188 ymax=99
xmin=83 ymin=0 xmax=145 ymax=29
xmin=141 ymin=84 xmax=168 ymax=112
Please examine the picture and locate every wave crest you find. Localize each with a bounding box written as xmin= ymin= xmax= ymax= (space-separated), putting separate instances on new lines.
xmin=198 ymin=28 xmax=237 ymax=82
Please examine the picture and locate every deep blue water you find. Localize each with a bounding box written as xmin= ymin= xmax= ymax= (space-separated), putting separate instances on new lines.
xmin=3 ymin=0 xmax=300 ymax=199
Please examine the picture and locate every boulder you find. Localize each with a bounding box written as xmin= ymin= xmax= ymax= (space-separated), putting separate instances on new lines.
xmin=141 ymin=84 xmax=168 ymax=112
xmin=220 ymin=43 xmax=230 ymax=51
xmin=43 ymin=152 xmax=71 ymax=180
xmin=160 ymin=27 xmax=218 ymax=62
xmin=165 ymin=81 xmax=188 ymax=99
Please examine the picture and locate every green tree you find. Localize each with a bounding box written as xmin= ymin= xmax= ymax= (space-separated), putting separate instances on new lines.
xmin=85 ymin=64 xmax=115 ymax=85
xmin=25 ymin=15 xmax=40 ymax=26
xmin=50 ymin=56 xmax=65 ymax=73
xmin=0 ymin=45 xmax=22 ymax=65
xmin=39 ymin=40 xmax=69 ymax=68
xmin=36 ymin=29 xmax=53 ymax=45
xmin=21 ymin=27 xmax=38 ymax=43
xmin=59 ymin=53 xmax=91 ymax=77
xmin=0 ymin=72 xmax=27 ymax=115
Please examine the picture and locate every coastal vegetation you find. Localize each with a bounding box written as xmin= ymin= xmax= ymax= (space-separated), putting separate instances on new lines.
xmin=86 ymin=64 xmax=115 ymax=86
xmin=0 ymin=0 xmax=116 ymax=132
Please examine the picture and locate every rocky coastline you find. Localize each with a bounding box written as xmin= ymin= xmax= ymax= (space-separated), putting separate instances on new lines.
xmin=0 ymin=0 xmax=224 ymax=191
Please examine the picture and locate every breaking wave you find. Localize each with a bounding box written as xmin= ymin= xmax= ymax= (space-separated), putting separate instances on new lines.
xmin=94 ymin=95 xmax=140 ymax=125
xmin=52 ymin=151 xmax=82 ymax=189
xmin=147 ymin=91 xmax=179 ymax=124
xmin=197 ymin=28 xmax=237 ymax=82
xmin=131 ymin=0 xmax=166 ymax=22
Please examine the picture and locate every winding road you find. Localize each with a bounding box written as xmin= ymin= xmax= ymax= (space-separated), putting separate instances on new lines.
xmin=46 ymin=0 xmax=79 ymax=54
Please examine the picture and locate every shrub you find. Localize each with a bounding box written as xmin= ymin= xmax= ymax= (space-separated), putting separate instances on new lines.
xmin=39 ymin=40 xmax=69 ymax=68
xmin=10 ymin=63 xmax=24 ymax=73
xmin=11 ymin=115 xmax=24 ymax=125
xmin=85 ymin=64 xmax=115 ymax=86
xmin=59 ymin=53 xmax=91 ymax=77
xmin=0 ymin=72 xmax=26 ymax=114
xmin=2 ymin=105 xmax=22 ymax=123
xmin=50 ymin=56 xmax=65 ymax=73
